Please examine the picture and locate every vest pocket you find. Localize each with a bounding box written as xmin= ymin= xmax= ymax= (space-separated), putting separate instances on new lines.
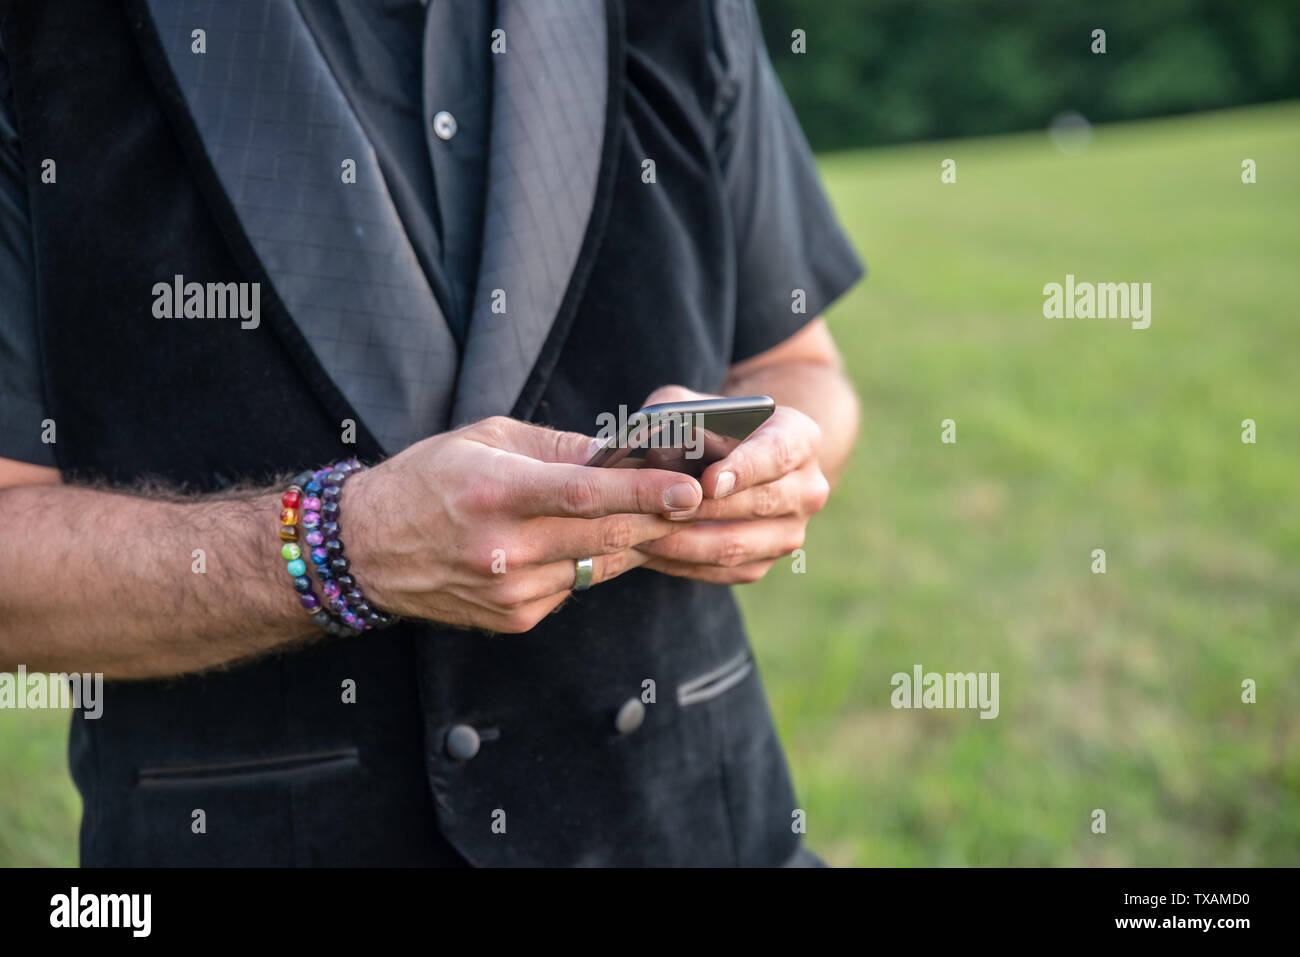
xmin=136 ymin=747 xmax=360 ymax=788
xmin=677 ymin=651 xmax=754 ymax=706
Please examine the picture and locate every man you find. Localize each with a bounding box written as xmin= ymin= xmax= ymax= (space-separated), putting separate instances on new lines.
xmin=0 ymin=0 xmax=862 ymax=866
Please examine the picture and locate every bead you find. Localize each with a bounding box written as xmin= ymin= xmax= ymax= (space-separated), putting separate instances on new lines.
xmin=305 ymin=530 xmax=324 ymax=547
xmin=279 ymin=507 xmax=298 ymax=526
xmin=281 ymin=543 xmax=301 ymax=561
xmin=286 ymin=559 xmax=307 ymax=577
xmin=366 ymin=612 xmax=384 ymax=628
xmin=320 ymin=501 xmax=340 ymax=520
xmin=325 ymin=538 xmax=343 ymax=555
xmin=292 ymin=575 xmax=312 ymax=594
xmin=327 ymin=470 xmax=346 ymax=485
xmin=335 ymin=574 xmax=356 ymax=590
xmin=345 ymin=589 xmax=364 ymax=605
xmin=321 ymin=521 xmax=340 ymax=539
xmin=290 ymin=470 xmax=314 ymax=487
xmin=281 ymin=488 xmax=302 ymax=509
xmin=354 ymin=601 xmax=372 ymax=617
xmin=279 ymin=525 xmax=298 ymax=541
xmin=329 ymin=596 xmax=348 ymax=614
xmin=314 ymin=468 xmax=330 ymax=481
xmin=322 ymin=581 xmax=341 ymax=600
xmin=311 ymin=610 xmax=333 ymax=628
xmin=300 ymin=593 xmax=321 ymax=611
xmin=310 ymin=547 xmax=329 ymax=565
xmin=322 ymin=484 xmax=341 ymax=501
xmin=329 ymin=557 xmax=350 ymax=574
xmin=305 ymin=480 xmax=322 ymax=495
xmin=302 ymin=495 xmax=321 ymax=512
xmin=316 ymin=566 xmax=334 ymax=582
xmin=301 ymin=511 xmax=321 ymax=529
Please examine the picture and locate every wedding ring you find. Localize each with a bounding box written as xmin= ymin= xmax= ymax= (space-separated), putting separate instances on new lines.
xmin=572 ymin=556 xmax=594 ymax=592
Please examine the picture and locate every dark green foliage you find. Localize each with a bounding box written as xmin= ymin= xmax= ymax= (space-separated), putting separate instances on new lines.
xmin=756 ymin=0 xmax=1300 ymax=149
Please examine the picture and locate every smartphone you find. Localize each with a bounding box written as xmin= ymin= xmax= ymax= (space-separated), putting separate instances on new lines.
xmin=584 ymin=395 xmax=775 ymax=477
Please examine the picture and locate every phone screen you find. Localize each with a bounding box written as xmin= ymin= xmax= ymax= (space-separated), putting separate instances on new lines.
xmin=585 ymin=397 xmax=774 ymax=477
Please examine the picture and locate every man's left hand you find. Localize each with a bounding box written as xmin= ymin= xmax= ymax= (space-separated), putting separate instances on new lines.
xmin=634 ymin=385 xmax=830 ymax=584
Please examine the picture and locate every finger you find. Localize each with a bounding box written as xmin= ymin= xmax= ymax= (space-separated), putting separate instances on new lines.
xmin=484 ymin=592 xmax=572 ymax=635
xmin=635 ymin=517 xmax=805 ymax=567
xmin=510 ymin=460 xmax=702 ymax=519
xmin=470 ymin=416 xmax=599 ymax=465
xmin=492 ymin=548 xmax=653 ymax=607
xmin=700 ymin=408 xmax=818 ymax=498
xmin=530 ymin=512 xmax=681 ymax=562
xmin=553 ymin=547 xmax=653 ymax=593
xmin=592 ymin=547 xmax=653 ymax=584
xmin=640 ymin=554 xmax=778 ymax=585
xmin=640 ymin=384 xmax=715 ymax=407
xmin=688 ymin=475 xmax=802 ymax=521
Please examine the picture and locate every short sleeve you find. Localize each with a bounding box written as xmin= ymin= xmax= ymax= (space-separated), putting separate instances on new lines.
xmin=0 ymin=35 xmax=54 ymax=467
xmin=711 ymin=0 xmax=864 ymax=363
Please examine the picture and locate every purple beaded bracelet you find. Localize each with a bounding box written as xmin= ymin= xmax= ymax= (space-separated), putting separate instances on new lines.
xmin=286 ymin=459 xmax=396 ymax=634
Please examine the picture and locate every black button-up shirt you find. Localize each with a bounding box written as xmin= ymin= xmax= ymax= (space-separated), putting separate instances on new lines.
xmin=296 ymin=0 xmax=495 ymax=345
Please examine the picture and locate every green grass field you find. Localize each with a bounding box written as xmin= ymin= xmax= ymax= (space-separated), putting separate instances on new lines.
xmin=1 ymin=102 xmax=1296 ymax=867
xmin=744 ymin=101 xmax=1300 ymax=866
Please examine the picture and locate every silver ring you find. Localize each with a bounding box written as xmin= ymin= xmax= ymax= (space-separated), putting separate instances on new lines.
xmin=572 ymin=556 xmax=594 ymax=592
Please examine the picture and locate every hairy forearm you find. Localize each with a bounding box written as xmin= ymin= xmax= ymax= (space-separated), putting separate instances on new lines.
xmin=0 ymin=481 xmax=319 ymax=679
xmin=723 ymin=356 xmax=860 ymax=487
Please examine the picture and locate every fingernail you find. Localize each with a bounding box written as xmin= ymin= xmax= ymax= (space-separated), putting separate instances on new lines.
xmin=664 ymin=482 xmax=700 ymax=510
xmin=668 ymin=508 xmax=698 ymax=522
xmin=714 ymin=471 xmax=736 ymax=498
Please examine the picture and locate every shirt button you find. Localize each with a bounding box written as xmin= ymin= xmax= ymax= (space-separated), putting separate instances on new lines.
xmin=444 ymin=723 xmax=480 ymax=761
xmin=614 ymin=698 xmax=646 ymax=735
xmin=433 ymin=110 xmax=458 ymax=141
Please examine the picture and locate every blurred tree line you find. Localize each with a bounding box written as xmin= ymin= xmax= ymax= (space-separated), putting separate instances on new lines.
xmin=754 ymin=0 xmax=1300 ymax=150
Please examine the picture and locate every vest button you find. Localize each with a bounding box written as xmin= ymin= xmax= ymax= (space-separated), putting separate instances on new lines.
xmin=444 ymin=724 xmax=481 ymax=761
xmin=614 ymin=698 xmax=645 ymax=735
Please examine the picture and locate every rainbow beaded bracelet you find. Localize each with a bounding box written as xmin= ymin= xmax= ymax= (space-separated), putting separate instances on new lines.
xmin=279 ymin=479 xmax=346 ymax=636
xmin=280 ymin=460 xmax=396 ymax=634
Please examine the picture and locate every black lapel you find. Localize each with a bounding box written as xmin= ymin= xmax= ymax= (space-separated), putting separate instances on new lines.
xmin=129 ymin=0 xmax=459 ymax=455
xmin=450 ymin=0 xmax=626 ymax=426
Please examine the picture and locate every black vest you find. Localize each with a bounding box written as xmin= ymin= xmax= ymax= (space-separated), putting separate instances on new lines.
xmin=0 ymin=0 xmax=799 ymax=865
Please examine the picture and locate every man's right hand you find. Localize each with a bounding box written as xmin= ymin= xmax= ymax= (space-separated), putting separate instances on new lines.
xmin=346 ymin=416 xmax=703 ymax=634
